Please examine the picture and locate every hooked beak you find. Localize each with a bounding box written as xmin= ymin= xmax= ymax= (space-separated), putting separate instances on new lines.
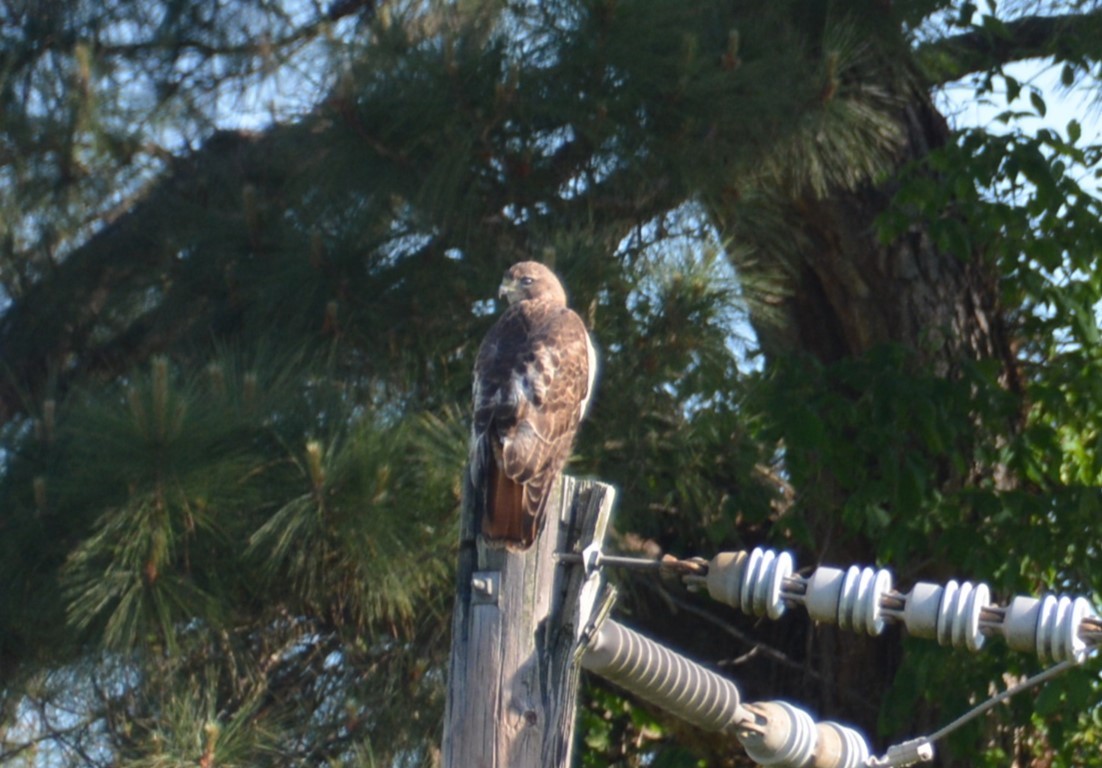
xmin=498 ymin=277 xmax=519 ymax=304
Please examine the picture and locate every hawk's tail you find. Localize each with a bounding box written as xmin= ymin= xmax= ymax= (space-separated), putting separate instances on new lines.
xmin=484 ymin=459 xmax=530 ymax=544
xmin=472 ymin=435 xmax=547 ymax=548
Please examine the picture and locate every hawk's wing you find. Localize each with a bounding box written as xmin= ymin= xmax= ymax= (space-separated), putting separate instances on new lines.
xmin=471 ymin=301 xmax=594 ymax=547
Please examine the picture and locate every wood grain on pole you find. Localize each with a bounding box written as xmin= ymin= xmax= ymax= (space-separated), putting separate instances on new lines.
xmin=442 ymin=474 xmax=615 ymax=768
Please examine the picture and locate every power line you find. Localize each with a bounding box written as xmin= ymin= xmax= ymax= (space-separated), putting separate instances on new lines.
xmin=567 ymin=544 xmax=1101 ymax=767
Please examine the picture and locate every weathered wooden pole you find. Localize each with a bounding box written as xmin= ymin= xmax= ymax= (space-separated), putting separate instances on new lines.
xmin=442 ymin=474 xmax=615 ymax=768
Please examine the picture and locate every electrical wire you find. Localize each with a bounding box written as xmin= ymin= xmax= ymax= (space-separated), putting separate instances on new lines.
xmin=927 ymin=659 xmax=1078 ymax=744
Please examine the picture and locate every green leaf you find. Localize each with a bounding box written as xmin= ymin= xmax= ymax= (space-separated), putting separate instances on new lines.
xmin=1030 ymin=90 xmax=1047 ymax=118
xmin=651 ymin=747 xmax=707 ymax=768
xmin=1061 ymin=62 xmax=1076 ymax=87
xmin=1033 ymin=678 xmax=1065 ymax=717
xmin=1068 ymin=119 xmax=1081 ymax=144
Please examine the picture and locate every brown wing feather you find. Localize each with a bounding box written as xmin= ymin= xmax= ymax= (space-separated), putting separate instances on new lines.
xmin=471 ymin=298 xmax=591 ymax=547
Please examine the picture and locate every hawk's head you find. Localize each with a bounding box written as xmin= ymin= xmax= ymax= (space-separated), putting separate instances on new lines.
xmin=498 ymin=261 xmax=568 ymax=307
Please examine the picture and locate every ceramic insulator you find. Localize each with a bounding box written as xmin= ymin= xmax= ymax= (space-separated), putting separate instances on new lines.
xmin=814 ymin=721 xmax=871 ymax=768
xmin=1001 ymin=594 xmax=1095 ymax=663
xmin=739 ymin=701 xmax=816 ymax=766
xmin=900 ymin=580 xmax=989 ymax=651
xmin=707 ymin=547 xmax=794 ymax=619
xmin=581 ymin=619 xmax=750 ymax=733
xmin=738 ymin=701 xmax=871 ymax=768
xmin=804 ymin=564 xmax=892 ymax=635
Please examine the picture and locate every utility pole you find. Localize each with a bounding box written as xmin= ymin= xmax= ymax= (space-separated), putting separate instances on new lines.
xmin=443 ymin=480 xmax=1101 ymax=768
xmin=442 ymin=475 xmax=615 ymax=768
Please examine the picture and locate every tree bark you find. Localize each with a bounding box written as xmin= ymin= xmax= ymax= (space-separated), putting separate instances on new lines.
xmin=744 ymin=93 xmax=1015 ymax=375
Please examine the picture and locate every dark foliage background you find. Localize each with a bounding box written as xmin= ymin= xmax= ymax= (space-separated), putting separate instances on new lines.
xmin=1 ymin=1 xmax=1101 ymax=766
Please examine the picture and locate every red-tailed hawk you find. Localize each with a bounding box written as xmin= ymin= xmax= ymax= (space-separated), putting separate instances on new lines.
xmin=470 ymin=261 xmax=596 ymax=548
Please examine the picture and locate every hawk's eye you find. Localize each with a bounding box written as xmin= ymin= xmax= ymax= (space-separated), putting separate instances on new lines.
xmin=520 ymin=276 xmax=535 ymax=286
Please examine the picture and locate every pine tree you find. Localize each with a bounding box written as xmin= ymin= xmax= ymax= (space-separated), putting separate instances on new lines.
xmin=2 ymin=1 xmax=1102 ymax=766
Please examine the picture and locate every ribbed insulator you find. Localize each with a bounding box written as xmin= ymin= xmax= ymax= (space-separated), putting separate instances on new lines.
xmin=1002 ymin=594 xmax=1096 ymax=663
xmin=900 ymin=580 xmax=989 ymax=651
xmin=581 ymin=619 xmax=749 ymax=734
xmin=739 ymin=701 xmax=816 ymax=766
xmin=803 ymin=564 xmax=892 ymax=636
xmin=815 ymin=721 xmax=871 ymax=768
xmin=707 ymin=547 xmax=794 ymax=619
xmin=738 ymin=702 xmax=871 ymax=768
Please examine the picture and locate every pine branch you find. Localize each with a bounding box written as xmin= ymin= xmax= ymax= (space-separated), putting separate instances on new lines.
xmin=917 ymin=10 xmax=1102 ymax=86
xmin=0 ymin=0 xmax=375 ymax=72
xmin=96 ymin=0 xmax=376 ymax=62
xmin=0 ymin=129 xmax=272 ymax=426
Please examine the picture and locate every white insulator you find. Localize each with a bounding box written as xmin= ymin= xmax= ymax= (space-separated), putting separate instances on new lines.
xmin=938 ymin=580 xmax=989 ymax=651
xmin=1039 ymin=595 xmax=1091 ymax=663
xmin=814 ymin=721 xmax=871 ymax=768
xmin=1002 ymin=595 xmax=1040 ymax=654
xmin=707 ymin=551 xmax=751 ymax=613
xmin=1001 ymin=594 xmax=1094 ymax=663
xmin=581 ymin=619 xmax=751 ymax=733
xmin=738 ymin=700 xmax=817 ymax=766
xmin=900 ymin=581 xmax=989 ymax=651
xmin=838 ymin=565 xmax=892 ymax=635
xmin=804 ymin=566 xmax=845 ymax=625
xmin=803 ymin=565 xmax=891 ymax=634
xmin=900 ymin=582 xmax=943 ymax=640
xmin=706 ymin=548 xmax=793 ymax=619
xmin=739 ymin=702 xmax=872 ymax=768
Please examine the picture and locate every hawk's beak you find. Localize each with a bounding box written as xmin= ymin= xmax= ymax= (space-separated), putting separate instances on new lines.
xmin=498 ymin=277 xmax=519 ymax=304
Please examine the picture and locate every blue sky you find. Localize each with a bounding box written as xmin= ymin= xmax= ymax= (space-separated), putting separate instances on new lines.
xmin=939 ymin=58 xmax=1102 ymax=143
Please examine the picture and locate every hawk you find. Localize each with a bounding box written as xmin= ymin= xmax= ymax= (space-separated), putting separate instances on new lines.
xmin=470 ymin=261 xmax=596 ymax=548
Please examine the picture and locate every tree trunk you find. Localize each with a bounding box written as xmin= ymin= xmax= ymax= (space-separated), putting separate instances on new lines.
xmin=700 ymin=89 xmax=1022 ymax=762
xmin=750 ymin=95 xmax=1015 ymax=375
